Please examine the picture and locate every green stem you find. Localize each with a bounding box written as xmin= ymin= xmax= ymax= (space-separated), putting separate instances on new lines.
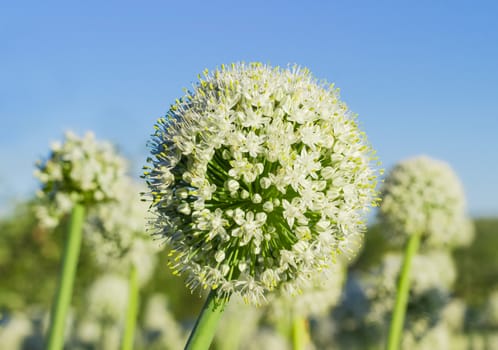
xmin=185 ymin=290 xmax=227 ymax=350
xmin=47 ymin=204 xmax=85 ymax=350
xmin=122 ymin=263 xmax=139 ymax=350
xmin=386 ymin=232 xmax=421 ymax=350
xmin=291 ymin=317 xmax=308 ymax=350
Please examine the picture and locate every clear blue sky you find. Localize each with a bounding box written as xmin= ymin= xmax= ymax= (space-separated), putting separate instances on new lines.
xmin=1 ymin=0 xmax=497 ymax=217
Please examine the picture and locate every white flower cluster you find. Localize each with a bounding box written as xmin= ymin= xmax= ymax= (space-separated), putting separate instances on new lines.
xmin=317 ymin=252 xmax=458 ymax=349
xmin=241 ymin=327 xmax=290 ymax=350
xmin=86 ymin=274 xmax=129 ymax=324
xmin=142 ymin=294 xmax=187 ymax=350
xmin=361 ymin=251 xmax=456 ymax=325
xmin=441 ymin=299 xmax=466 ymax=333
xmin=401 ymin=322 xmax=451 ymax=350
xmin=379 ymin=155 xmax=474 ymax=247
xmin=34 ymin=131 xmax=128 ymax=228
xmin=80 ymin=275 xmax=129 ymax=349
xmin=402 ymin=299 xmax=467 ymax=350
xmin=76 ymin=319 xmax=101 ymax=346
xmin=214 ymin=296 xmax=262 ymax=350
xmin=268 ymin=263 xmax=345 ymax=318
xmin=145 ymin=62 xmax=378 ymax=304
xmin=0 ymin=312 xmax=32 ymax=350
xmin=483 ymin=290 xmax=498 ymax=326
xmin=85 ymin=179 xmax=160 ymax=285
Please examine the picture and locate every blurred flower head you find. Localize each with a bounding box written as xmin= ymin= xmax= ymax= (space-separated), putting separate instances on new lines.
xmin=144 ymin=62 xmax=378 ymax=304
xmin=482 ymin=290 xmax=498 ymax=327
xmin=86 ymin=273 xmax=128 ymax=324
xmin=324 ymin=251 xmax=457 ymax=348
xmin=84 ymin=179 xmax=160 ymax=285
xmin=0 ymin=312 xmax=32 ymax=350
xmin=241 ymin=327 xmax=290 ymax=350
xmin=214 ymin=295 xmax=262 ymax=350
xmin=441 ymin=299 xmax=466 ymax=332
xmin=401 ymin=322 xmax=450 ymax=350
xmin=361 ymin=251 xmax=456 ymax=310
xmin=360 ymin=251 xmax=456 ymax=340
xmin=34 ymin=131 xmax=128 ymax=228
xmin=142 ymin=294 xmax=187 ymax=350
xmin=379 ymin=155 xmax=473 ymax=247
xmin=268 ymin=263 xmax=345 ymax=318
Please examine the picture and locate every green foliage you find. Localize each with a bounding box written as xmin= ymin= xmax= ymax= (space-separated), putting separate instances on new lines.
xmin=352 ymin=222 xmax=394 ymax=271
xmin=0 ymin=199 xmax=204 ymax=322
xmin=453 ymin=218 xmax=498 ymax=306
xmin=1 ymin=197 xmax=497 ymax=348
xmin=355 ymin=218 xmax=498 ymax=309
xmin=0 ymin=202 xmax=60 ymax=310
xmin=140 ymin=248 xmax=204 ymax=320
xmin=0 ymin=202 xmax=99 ymax=312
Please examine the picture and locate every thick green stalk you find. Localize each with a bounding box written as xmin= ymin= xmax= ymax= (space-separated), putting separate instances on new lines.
xmin=386 ymin=232 xmax=421 ymax=350
xmin=122 ymin=263 xmax=139 ymax=350
xmin=291 ymin=317 xmax=308 ymax=350
xmin=47 ymin=204 xmax=85 ymax=350
xmin=185 ymin=290 xmax=226 ymax=350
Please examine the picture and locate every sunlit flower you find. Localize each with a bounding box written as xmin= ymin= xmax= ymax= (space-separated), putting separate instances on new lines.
xmin=144 ymin=62 xmax=378 ymax=304
xmin=379 ymin=155 xmax=474 ymax=247
xmin=34 ymin=131 xmax=128 ymax=228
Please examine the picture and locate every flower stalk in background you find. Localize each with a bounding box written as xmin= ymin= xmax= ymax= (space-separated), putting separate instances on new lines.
xmin=268 ymin=263 xmax=345 ymax=350
xmin=85 ymin=274 xmax=129 ymax=350
xmin=122 ymin=264 xmax=138 ymax=350
xmin=142 ymin=294 xmax=187 ymax=350
xmin=35 ymin=131 xmax=128 ymax=350
xmin=84 ymin=178 xmax=159 ymax=350
xmin=379 ymin=155 xmax=472 ymax=350
xmin=144 ymin=62 xmax=378 ymax=349
xmin=386 ymin=231 xmax=420 ymax=350
xmin=313 ymin=248 xmax=459 ymax=349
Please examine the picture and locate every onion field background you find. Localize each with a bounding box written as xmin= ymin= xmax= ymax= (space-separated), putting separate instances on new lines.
xmin=1 ymin=197 xmax=497 ymax=348
xmin=2 ymin=1 xmax=498 ymax=349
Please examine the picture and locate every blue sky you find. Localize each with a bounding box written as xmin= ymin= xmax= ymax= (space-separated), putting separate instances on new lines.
xmin=1 ymin=0 xmax=497 ymax=217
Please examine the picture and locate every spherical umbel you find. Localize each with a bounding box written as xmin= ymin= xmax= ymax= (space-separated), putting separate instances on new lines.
xmin=379 ymin=155 xmax=473 ymax=247
xmin=144 ymin=62 xmax=378 ymax=304
xmin=34 ymin=131 xmax=128 ymax=228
